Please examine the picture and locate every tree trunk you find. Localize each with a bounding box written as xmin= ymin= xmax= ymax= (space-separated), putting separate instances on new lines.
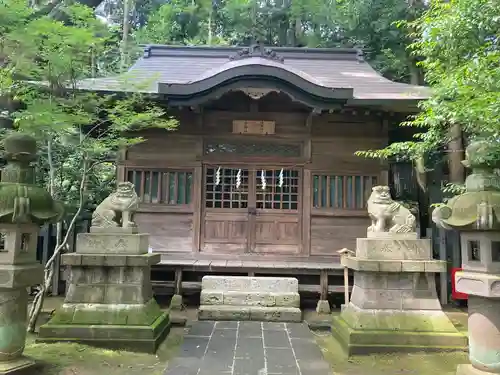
xmin=120 ymin=0 xmax=132 ymax=73
xmin=448 ymin=123 xmax=465 ymax=183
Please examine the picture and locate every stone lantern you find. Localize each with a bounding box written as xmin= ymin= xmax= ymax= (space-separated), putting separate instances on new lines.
xmin=0 ymin=133 xmax=64 ymax=374
xmin=433 ymin=139 xmax=500 ymax=375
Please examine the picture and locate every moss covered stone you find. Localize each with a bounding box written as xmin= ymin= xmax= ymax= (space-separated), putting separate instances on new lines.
xmin=38 ymin=301 xmax=170 ymax=354
xmin=332 ymin=305 xmax=467 ymax=355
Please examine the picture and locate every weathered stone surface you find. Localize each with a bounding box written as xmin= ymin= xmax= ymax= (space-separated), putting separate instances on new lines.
xmin=340 ymin=183 xmax=459 ymax=356
xmin=198 ymin=305 xmax=302 ymax=322
xmin=38 ymin=311 xmax=170 ymax=354
xmin=0 ymin=264 xmax=43 ymax=288
xmin=0 ymin=134 xmax=63 ymax=370
xmin=200 ymin=291 xmax=224 ymax=305
xmin=344 ymin=257 xmax=446 ymax=274
xmin=332 ymin=303 xmax=467 ymax=355
xmin=40 ymin=226 xmax=168 ymax=353
xmin=250 ymin=306 xmax=302 ymax=322
xmin=455 ymin=271 xmax=500 ymax=299
xmin=201 ymin=276 xmax=298 ymax=293
xmin=76 ymin=233 xmax=149 ymax=255
xmin=223 ymin=291 xmax=276 ymax=306
xmin=199 ymin=276 xmax=301 ymax=322
xmin=316 ymin=300 xmax=331 ymax=314
xmin=356 ymin=238 xmax=431 ymax=260
xmin=198 ymin=305 xmax=251 ymax=321
xmin=0 ymin=288 xmax=28 ymax=362
xmin=0 ymin=224 xmax=39 ymax=265
xmin=90 ymin=226 xmax=139 ymax=234
xmin=169 ymin=294 xmax=183 ymax=310
xmin=273 ymin=292 xmax=300 ymax=307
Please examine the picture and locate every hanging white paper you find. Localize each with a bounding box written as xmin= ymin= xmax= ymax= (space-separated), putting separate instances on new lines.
xmin=261 ymin=170 xmax=266 ymax=190
xmin=236 ymin=169 xmax=242 ymax=189
xmin=279 ymin=168 xmax=284 ymax=188
xmin=215 ymin=167 xmax=221 ymax=186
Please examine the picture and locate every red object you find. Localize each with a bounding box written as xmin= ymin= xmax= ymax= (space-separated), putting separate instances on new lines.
xmin=451 ymin=267 xmax=468 ymax=300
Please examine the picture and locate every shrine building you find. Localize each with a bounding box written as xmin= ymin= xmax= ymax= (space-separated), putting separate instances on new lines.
xmin=79 ymin=43 xmax=430 ymax=297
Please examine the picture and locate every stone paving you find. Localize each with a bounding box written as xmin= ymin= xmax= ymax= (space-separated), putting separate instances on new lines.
xmin=164 ymin=321 xmax=332 ymax=375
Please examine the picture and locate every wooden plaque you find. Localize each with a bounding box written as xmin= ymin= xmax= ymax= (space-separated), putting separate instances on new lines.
xmin=232 ymin=120 xmax=275 ymax=135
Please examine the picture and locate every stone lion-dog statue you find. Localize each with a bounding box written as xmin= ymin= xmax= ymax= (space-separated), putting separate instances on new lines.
xmin=91 ymin=181 xmax=140 ymax=228
xmin=367 ymin=185 xmax=416 ymax=233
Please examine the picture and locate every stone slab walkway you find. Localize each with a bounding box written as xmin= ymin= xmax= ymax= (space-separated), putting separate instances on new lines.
xmin=164 ymin=321 xmax=332 ymax=375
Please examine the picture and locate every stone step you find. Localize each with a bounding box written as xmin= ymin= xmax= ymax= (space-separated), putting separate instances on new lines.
xmin=198 ymin=305 xmax=302 ymax=322
xmin=200 ymin=291 xmax=300 ymax=307
xmin=201 ymin=276 xmax=298 ymax=293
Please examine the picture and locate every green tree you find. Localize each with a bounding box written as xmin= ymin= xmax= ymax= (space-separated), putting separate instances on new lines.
xmin=1 ymin=0 xmax=177 ymax=330
xmin=356 ymin=0 xmax=500 ymax=192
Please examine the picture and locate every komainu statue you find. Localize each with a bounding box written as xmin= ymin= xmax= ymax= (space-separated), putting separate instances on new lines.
xmin=91 ymin=182 xmax=139 ymax=228
xmin=367 ymin=185 xmax=416 ymax=233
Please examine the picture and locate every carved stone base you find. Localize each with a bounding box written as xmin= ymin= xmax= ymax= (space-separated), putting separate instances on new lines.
xmin=0 ymin=356 xmax=36 ymax=374
xmin=170 ymin=294 xmax=183 ymax=310
xmin=38 ymin=301 xmax=170 ymax=353
xmin=331 ymin=303 xmax=467 ymax=355
xmin=316 ymin=300 xmax=331 ymax=314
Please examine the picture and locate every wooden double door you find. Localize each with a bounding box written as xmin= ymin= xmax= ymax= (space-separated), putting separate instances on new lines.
xmin=201 ymin=166 xmax=302 ymax=254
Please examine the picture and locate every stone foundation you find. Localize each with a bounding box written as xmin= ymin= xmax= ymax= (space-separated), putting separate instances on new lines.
xmin=0 ymin=223 xmax=43 ymax=374
xmin=332 ymin=236 xmax=467 ymax=354
xmin=38 ymin=231 xmax=170 ymax=353
xmin=198 ymin=276 xmax=302 ymax=322
xmin=332 ymin=303 xmax=467 ymax=354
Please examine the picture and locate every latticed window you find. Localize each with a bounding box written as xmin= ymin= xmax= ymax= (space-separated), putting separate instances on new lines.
xmin=256 ymin=169 xmax=299 ymax=210
xmin=312 ymin=174 xmax=378 ymax=209
xmin=205 ymin=168 xmax=249 ymax=209
xmin=204 ymin=140 xmax=302 ymax=157
xmin=127 ymin=169 xmax=193 ymax=205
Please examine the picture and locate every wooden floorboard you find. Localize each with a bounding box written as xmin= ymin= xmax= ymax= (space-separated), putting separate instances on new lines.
xmin=153 ymin=252 xmax=343 ymax=271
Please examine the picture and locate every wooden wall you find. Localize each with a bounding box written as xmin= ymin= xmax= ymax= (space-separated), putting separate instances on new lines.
xmin=120 ymin=99 xmax=389 ymax=258
xmin=309 ymin=113 xmax=387 ymax=254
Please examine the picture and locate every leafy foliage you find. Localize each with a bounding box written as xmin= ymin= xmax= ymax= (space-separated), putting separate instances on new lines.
xmin=2 ymin=0 xmax=177 ymax=215
xmin=0 ymin=0 xmax=178 ymax=330
xmin=355 ymin=0 xmax=500 ymax=168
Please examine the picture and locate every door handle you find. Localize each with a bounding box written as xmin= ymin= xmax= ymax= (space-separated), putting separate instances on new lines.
xmin=248 ymin=207 xmax=257 ymax=216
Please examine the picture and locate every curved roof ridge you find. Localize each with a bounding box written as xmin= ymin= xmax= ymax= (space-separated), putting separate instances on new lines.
xmin=191 ymin=57 xmax=328 ymax=87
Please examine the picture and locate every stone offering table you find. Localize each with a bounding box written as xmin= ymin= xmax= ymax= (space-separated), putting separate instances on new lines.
xmin=199 ymin=275 xmax=302 ymax=322
xmin=432 ymin=140 xmax=500 ymax=375
xmin=0 ymin=134 xmax=64 ymax=374
xmin=332 ymin=185 xmax=466 ymax=355
xmin=38 ymin=183 xmax=170 ymax=353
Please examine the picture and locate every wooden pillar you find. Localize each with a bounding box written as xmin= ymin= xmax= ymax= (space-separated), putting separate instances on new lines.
xmin=343 ymin=265 xmax=349 ymax=305
xmin=316 ymin=269 xmax=331 ymax=314
xmin=192 ymin=165 xmax=202 ymax=252
xmin=320 ymin=269 xmax=328 ymax=300
xmin=174 ymin=268 xmax=183 ymax=296
xmin=338 ymin=248 xmax=354 ymax=307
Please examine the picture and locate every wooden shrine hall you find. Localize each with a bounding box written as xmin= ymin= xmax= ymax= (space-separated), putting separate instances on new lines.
xmin=79 ymin=43 xmax=430 ymax=298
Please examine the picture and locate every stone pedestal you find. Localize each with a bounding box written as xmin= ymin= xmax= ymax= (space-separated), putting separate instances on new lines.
xmin=38 ymin=228 xmax=170 ymax=353
xmin=454 ymin=266 xmax=500 ymax=375
xmin=332 ymin=234 xmax=467 ymax=355
xmin=198 ymin=276 xmax=302 ymax=322
xmin=0 ymin=224 xmax=43 ymax=374
xmin=316 ymin=300 xmax=331 ymax=314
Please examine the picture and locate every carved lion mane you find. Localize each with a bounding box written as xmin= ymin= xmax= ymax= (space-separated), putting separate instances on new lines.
xmin=367 ymin=185 xmax=416 ymax=233
xmin=91 ymin=182 xmax=139 ymax=228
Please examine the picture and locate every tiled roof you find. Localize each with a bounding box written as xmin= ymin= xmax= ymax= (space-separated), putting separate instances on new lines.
xmin=78 ymin=45 xmax=430 ymax=101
